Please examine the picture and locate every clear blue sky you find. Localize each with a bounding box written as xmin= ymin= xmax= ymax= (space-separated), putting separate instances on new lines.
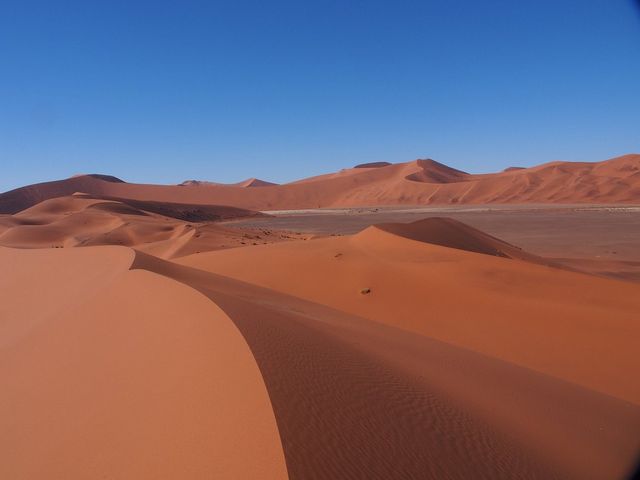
xmin=1 ymin=1 xmax=639 ymax=192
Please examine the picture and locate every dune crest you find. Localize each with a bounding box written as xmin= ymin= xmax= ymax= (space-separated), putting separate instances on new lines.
xmin=180 ymin=178 xmax=278 ymax=187
xmin=237 ymin=178 xmax=278 ymax=187
xmin=2 ymin=154 xmax=638 ymax=213
xmin=0 ymin=246 xmax=288 ymax=480
xmin=141 ymin=247 xmax=640 ymax=479
xmin=369 ymin=217 xmax=541 ymax=261
xmin=354 ymin=161 xmax=392 ymax=168
xmin=70 ymin=173 xmax=125 ymax=183
xmin=404 ymin=159 xmax=469 ymax=183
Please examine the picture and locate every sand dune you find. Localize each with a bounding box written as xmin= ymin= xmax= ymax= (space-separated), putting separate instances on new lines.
xmin=0 ymin=246 xmax=288 ymax=480
xmin=404 ymin=159 xmax=469 ymax=183
xmin=236 ymin=177 xmax=279 ymax=187
xmin=177 ymin=219 xmax=640 ymax=405
xmin=82 ymin=193 xmax=263 ymax=221
xmin=2 ymin=154 xmax=638 ymax=213
xmin=180 ymin=177 xmax=278 ymax=187
xmin=0 ymin=194 xmax=303 ymax=257
xmin=2 ymin=205 xmax=639 ymax=477
xmin=136 ymin=249 xmax=640 ymax=478
xmin=374 ymin=216 xmax=544 ymax=262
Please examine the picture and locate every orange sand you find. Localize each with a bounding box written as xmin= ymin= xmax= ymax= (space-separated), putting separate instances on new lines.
xmin=0 ymin=194 xmax=303 ymax=258
xmin=1 ymin=192 xmax=639 ymax=479
xmin=1 ymin=154 xmax=639 ymax=214
xmin=0 ymin=246 xmax=287 ymax=479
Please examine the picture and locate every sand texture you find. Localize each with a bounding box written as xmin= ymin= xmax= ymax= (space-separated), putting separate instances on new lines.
xmin=1 ymin=168 xmax=640 ymax=479
xmin=2 ymin=154 xmax=639 ymax=214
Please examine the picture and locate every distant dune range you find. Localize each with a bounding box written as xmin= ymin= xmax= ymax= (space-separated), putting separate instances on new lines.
xmin=179 ymin=177 xmax=278 ymax=187
xmin=1 ymin=154 xmax=639 ymax=214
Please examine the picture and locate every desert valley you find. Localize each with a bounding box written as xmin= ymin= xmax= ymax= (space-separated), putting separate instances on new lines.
xmin=1 ymin=155 xmax=640 ymax=479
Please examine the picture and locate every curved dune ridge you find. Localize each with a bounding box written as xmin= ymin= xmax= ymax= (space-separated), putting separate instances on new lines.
xmin=404 ymin=158 xmax=469 ymax=183
xmin=176 ymin=219 xmax=640 ymax=405
xmin=236 ymin=178 xmax=279 ymax=187
xmin=70 ymin=173 xmax=125 ymax=183
xmin=2 ymin=217 xmax=640 ymax=478
xmin=1 ymin=154 xmax=639 ymax=213
xmin=353 ymin=161 xmax=392 ymax=168
xmin=0 ymin=194 xmax=301 ymax=258
xmin=180 ymin=177 xmax=278 ymax=187
xmin=372 ymin=216 xmax=543 ymax=261
xmin=130 ymin=252 xmax=640 ymax=480
xmin=0 ymin=246 xmax=288 ymax=480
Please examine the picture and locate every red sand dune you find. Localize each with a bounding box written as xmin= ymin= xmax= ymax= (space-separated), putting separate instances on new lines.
xmin=504 ymin=166 xmax=526 ymax=172
xmin=374 ymin=216 xmax=544 ymax=262
xmin=177 ymin=218 xmax=640 ymax=405
xmin=0 ymin=246 xmax=288 ymax=479
xmin=137 ymin=251 xmax=640 ymax=479
xmin=180 ymin=177 xmax=278 ymax=187
xmin=0 ymin=194 xmax=302 ymax=258
xmin=235 ymin=177 xmax=279 ymax=187
xmin=354 ymin=161 xmax=392 ymax=168
xmin=2 ymin=186 xmax=640 ymax=477
xmin=1 ymin=154 xmax=638 ymax=213
xmin=0 ymin=231 xmax=640 ymax=479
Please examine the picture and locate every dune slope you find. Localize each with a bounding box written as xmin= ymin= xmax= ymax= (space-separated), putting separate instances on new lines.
xmin=0 ymin=195 xmax=302 ymax=258
xmin=0 ymin=246 xmax=288 ymax=480
xmin=2 ymin=154 xmax=638 ymax=212
xmin=2 ymin=216 xmax=640 ymax=479
xmin=133 ymin=252 xmax=640 ymax=480
xmin=177 ymin=218 xmax=640 ymax=405
xmin=374 ymin=216 xmax=544 ymax=261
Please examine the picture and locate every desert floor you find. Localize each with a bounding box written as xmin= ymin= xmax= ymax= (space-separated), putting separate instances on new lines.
xmin=231 ymin=204 xmax=640 ymax=282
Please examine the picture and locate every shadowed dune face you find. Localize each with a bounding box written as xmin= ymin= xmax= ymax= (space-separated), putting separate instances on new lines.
xmin=14 ymin=192 xmax=262 ymax=221
xmin=353 ymin=161 xmax=392 ymax=168
xmin=404 ymin=159 xmax=469 ymax=183
xmin=1 ymin=154 xmax=639 ymax=213
xmin=83 ymin=194 xmax=262 ymax=221
xmin=135 ymin=248 xmax=640 ymax=480
xmin=373 ymin=216 xmax=543 ymax=261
